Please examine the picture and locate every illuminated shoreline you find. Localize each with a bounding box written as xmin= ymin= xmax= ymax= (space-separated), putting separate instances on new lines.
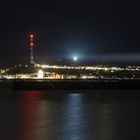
xmin=1 ymin=64 xmax=140 ymax=80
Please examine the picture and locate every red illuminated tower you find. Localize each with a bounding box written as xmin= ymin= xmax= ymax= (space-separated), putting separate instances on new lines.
xmin=29 ymin=34 xmax=35 ymax=64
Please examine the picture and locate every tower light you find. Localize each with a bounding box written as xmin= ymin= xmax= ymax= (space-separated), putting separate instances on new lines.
xmin=28 ymin=33 xmax=35 ymax=65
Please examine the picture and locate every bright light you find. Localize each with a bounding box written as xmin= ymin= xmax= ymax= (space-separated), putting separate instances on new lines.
xmin=30 ymin=34 xmax=34 ymax=38
xmin=29 ymin=42 xmax=34 ymax=47
xmin=81 ymin=75 xmax=87 ymax=79
xmin=73 ymin=56 xmax=78 ymax=61
xmin=37 ymin=70 xmax=44 ymax=79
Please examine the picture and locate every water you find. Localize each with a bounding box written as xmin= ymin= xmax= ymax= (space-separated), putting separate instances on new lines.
xmin=0 ymin=89 xmax=140 ymax=140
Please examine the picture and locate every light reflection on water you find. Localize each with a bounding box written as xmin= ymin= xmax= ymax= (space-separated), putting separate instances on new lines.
xmin=62 ymin=94 xmax=85 ymax=140
xmin=18 ymin=91 xmax=42 ymax=140
xmin=0 ymin=90 xmax=140 ymax=140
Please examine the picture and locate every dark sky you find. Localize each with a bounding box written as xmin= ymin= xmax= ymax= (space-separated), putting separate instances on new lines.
xmin=0 ymin=0 xmax=140 ymax=67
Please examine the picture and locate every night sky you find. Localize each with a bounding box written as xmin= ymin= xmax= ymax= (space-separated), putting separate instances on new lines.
xmin=0 ymin=0 xmax=140 ymax=67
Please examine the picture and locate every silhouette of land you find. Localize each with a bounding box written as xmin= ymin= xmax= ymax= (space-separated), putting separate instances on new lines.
xmin=0 ymin=79 xmax=140 ymax=90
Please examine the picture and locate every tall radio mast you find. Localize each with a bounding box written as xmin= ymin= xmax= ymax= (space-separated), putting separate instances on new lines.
xmin=29 ymin=34 xmax=35 ymax=65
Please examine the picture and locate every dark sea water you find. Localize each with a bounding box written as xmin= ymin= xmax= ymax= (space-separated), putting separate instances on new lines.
xmin=0 ymin=89 xmax=140 ymax=140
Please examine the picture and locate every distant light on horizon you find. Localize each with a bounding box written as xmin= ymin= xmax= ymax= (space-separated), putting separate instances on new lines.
xmin=73 ymin=56 xmax=78 ymax=61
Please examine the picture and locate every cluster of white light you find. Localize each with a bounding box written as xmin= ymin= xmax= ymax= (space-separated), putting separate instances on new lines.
xmin=37 ymin=70 xmax=44 ymax=79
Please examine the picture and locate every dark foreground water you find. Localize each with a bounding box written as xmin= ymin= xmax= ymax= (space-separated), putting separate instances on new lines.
xmin=0 ymin=89 xmax=140 ymax=140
